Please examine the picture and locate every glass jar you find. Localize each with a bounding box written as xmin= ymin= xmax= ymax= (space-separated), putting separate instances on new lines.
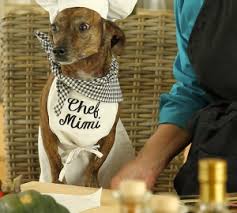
xmin=113 ymin=180 xmax=152 ymax=213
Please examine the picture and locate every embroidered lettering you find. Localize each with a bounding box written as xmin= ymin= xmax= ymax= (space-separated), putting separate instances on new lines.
xmin=93 ymin=102 xmax=100 ymax=119
xmin=68 ymin=98 xmax=79 ymax=111
xmin=67 ymin=98 xmax=100 ymax=118
xmin=79 ymin=121 xmax=101 ymax=129
xmin=59 ymin=113 xmax=76 ymax=126
xmin=59 ymin=98 xmax=102 ymax=129
xmin=59 ymin=113 xmax=101 ymax=129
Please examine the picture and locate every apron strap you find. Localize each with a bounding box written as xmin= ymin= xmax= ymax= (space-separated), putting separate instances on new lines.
xmin=59 ymin=145 xmax=103 ymax=182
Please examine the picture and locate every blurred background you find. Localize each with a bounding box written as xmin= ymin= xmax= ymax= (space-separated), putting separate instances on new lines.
xmin=0 ymin=0 xmax=174 ymax=18
xmin=137 ymin=0 xmax=173 ymax=10
xmin=0 ymin=0 xmax=177 ymax=190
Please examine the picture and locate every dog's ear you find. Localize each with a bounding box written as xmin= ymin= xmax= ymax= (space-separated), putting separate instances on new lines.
xmin=105 ymin=21 xmax=125 ymax=56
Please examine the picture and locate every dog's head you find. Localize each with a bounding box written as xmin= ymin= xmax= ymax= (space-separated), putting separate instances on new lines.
xmin=49 ymin=7 xmax=125 ymax=79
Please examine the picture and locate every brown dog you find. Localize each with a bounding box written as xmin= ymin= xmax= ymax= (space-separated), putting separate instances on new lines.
xmin=38 ymin=7 xmax=134 ymax=188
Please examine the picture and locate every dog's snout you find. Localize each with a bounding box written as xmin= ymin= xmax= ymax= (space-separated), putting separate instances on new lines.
xmin=53 ymin=47 xmax=66 ymax=56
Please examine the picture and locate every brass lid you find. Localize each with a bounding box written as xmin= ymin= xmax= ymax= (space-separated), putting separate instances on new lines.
xmin=198 ymin=158 xmax=227 ymax=182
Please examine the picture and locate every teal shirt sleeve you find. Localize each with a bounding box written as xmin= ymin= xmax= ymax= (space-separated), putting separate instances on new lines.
xmin=159 ymin=0 xmax=209 ymax=129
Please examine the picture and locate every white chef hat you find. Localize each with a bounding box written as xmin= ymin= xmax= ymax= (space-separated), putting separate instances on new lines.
xmin=36 ymin=0 xmax=137 ymax=23
xmin=108 ymin=0 xmax=137 ymax=20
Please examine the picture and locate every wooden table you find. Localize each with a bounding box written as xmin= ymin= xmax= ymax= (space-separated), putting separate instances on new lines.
xmin=21 ymin=181 xmax=237 ymax=212
xmin=21 ymin=181 xmax=163 ymax=213
xmin=21 ymin=181 xmax=187 ymax=213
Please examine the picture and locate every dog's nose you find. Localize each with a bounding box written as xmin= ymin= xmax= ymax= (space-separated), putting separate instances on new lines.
xmin=53 ymin=47 xmax=66 ymax=56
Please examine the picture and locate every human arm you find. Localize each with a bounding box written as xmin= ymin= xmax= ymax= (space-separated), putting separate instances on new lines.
xmin=111 ymin=124 xmax=189 ymax=189
xmin=111 ymin=0 xmax=208 ymax=189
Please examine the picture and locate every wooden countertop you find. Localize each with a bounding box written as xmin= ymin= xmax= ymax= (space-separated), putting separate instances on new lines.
xmin=21 ymin=181 xmax=119 ymax=213
xmin=21 ymin=181 xmax=179 ymax=213
xmin=21 ymin=181 xmax=237 ymax=213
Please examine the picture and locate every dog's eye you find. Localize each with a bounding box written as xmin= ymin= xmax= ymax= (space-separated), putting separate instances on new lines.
xmin=51 ymin=24 xmax=59 ymax=33
xmin=79 ymin=23 xmax=90 ymax=32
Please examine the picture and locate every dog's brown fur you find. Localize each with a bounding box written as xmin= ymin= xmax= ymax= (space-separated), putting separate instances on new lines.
xmin=40 ymin=7 xmax=125 ymax=187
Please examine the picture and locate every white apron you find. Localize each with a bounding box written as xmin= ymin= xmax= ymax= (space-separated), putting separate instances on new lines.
xmin=38 ymin=78 xmax=135 ymax=188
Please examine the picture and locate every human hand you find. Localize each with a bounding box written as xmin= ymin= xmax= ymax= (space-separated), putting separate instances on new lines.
xmin=111 ymin=124 xmax=190 ymax=190
xmin=110 ymin=156 xmax=159 ymax=190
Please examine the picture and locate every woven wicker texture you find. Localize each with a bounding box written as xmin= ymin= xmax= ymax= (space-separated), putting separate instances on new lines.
xmin=0 ymin=10 xmax=50 ymax=182
xmin=1 ymin=9 xmax=181 ymax=192
xmin=117 ymin=14 xmax=182 ymax=193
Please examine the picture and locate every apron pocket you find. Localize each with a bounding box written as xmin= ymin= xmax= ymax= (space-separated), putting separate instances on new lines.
xmin=175 ymin=102 xmax=237 ymax=195
xmin=189 ymin=102 xmax=237 ymax=155
xmin=198 ymin=114 xmax=237 ymax=156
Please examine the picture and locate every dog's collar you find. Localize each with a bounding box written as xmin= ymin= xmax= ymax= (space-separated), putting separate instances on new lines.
xmin=35 ymin=31 xmax=123 ymax=116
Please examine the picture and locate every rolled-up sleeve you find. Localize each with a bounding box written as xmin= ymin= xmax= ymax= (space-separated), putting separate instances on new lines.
xmin=158 ymin=0 xmax=208 ymax=129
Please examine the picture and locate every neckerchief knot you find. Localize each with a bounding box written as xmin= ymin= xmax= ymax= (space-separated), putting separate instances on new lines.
xmin=35 ymin=31 xmax=123 ymax=116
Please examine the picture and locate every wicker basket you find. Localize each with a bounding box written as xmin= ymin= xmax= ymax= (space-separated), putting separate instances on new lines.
xmin=0 ymin=7 xmax=181 ymax=192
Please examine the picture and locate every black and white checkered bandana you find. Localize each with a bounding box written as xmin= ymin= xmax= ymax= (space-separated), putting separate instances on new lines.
xmin=35 ymin=31 xmax=123 ymax=116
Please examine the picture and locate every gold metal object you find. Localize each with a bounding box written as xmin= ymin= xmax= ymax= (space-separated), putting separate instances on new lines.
xmin=199 ymin=158 xmax=227 ymax=204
